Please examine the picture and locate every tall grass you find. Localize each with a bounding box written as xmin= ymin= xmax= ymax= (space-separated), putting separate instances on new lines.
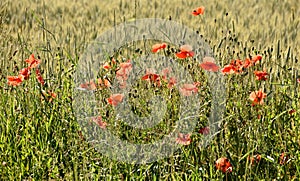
xmin=0 ymin=0 xmax=299 ymax=180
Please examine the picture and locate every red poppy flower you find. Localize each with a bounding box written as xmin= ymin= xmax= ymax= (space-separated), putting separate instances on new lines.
xmin=141 ymin=73 xmax=160 ymax=81
xmin=297 ymin=78 xmax=300 ymax=83
xmin=116 ymin=69 xmax=127 ymax=80
xmin=176 ymin=133 xmax=191 ymax=145
xmin=199 ymin=127 xmax=210 ymax=135
xmin=242 ymin=55 xmax=262 ymax=68
xmin=142 ymin=68 xmax=161 ymax=87
xmin=92 ymin=116 xmax=107 ymax=129
xmin=254 ymin=70 xmax=268 ymax=81
xmin=167 ymin=77 xmax=177 ymax=89
xmin=142 ymin=72 xmax=159 ymax=81
xmin=179 ymin=83 xmax=199 ymax=96
xmin=243 ymin=58 xmax=252 ymax=68
xmin=222 ymin=56 xmax=263 ymax=74
xmin=97 ymin=78 xmax=111 ymax=89
xmin=120 ymin=60 xmax=132 ymax=69
xmin=116 ymin=61 xmax=132 ymax=81
xmin=215 ymin=157 xmax=233 ymax=173
xmin=176 ymin=45 xmax=194 ymax=59
xmin=107 ymin=93 xmax=124 ymax=106
xmin=249 ymin=90 xmax=267 ymax=106
xmin=7 ymin=75 xmax=24 ymax=86
xmin=80 ymin=80 xmax=97 ymax=90
xmin=192 ymin=6 xmax=205 ymax=16
xmin=152 ymin=43 xmax=167 ymax=53
xmin=248 ymin=154 xmax=261 ymax=165
xmin=25 ymin=54 xmax=41 ymax=68
xmin=142 ymin=73 xmax=161 ymax=87
xmin=103 ymin=62 xmax=111 ymax=70
xmin=222 ymin=59 xmax=243 ymax=74
xmin=233 ymin=59 xmax=243 ymax=70
xmin=221 ymin=64 xmax=236 ymax=74
xmin=19 ymin=67 xmax=31 ymax=80
xmin=251 ymin=54 xmax=262 ymax=64
xmin=115 ymin=61 xmax=132 ymax=89
xmin=200 ymin=57 xmax=219 ymax=72
xmin=230 ymin=59 xmax=244 ymax=68
xmin=35 ymin=69 xmax=45 ymax=85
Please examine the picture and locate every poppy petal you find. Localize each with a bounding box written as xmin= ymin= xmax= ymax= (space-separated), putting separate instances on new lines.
xmin=200 ymin=58 xmax=219 ymax=72
xmin=176 ymin=52 xmax=188 ymax=59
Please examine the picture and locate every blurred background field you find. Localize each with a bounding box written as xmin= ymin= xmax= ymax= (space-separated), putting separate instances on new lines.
xmin=0 ymin=0 xmax=299 ymax=180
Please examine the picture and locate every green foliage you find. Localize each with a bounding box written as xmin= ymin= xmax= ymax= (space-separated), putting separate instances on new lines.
xmin=0 ymin=0 xmax=299 ymax=180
